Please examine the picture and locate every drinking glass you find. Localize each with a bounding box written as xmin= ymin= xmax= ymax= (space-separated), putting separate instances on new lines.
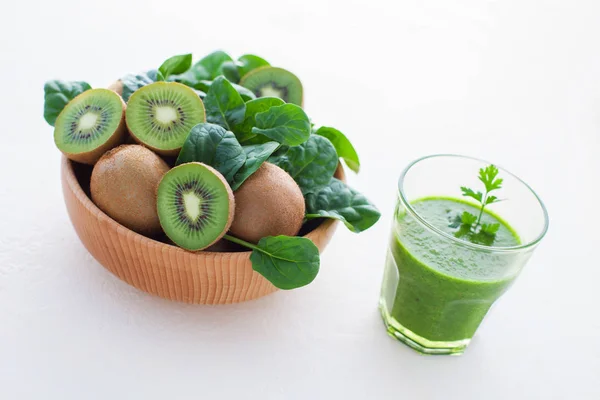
xmin=379 ymin=155 xmax=549 ymax=355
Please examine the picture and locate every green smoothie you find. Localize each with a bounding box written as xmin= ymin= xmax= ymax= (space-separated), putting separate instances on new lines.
xmin=380 ymin=197 xmax=521 ymax=348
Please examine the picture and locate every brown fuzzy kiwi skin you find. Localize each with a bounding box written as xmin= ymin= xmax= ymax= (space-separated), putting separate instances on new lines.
xmin=159 ymin=162 xmax=235 ymax=251
xmin=91 ymin=144 xmax=170 ymax=236
xmin=107 ymin=80 xmax=123 ymax=96
xmin=229 ymin=162 xmax=305 ymax=243
xmin=106 ymin=81 xmax=138 ymax=146
xmin=126 ymin=82 xmax=206 ymax=157
xmin=132 ymin=141 xmax=181 ymax=157
xmin=57 ymin=90 xmax=128 ymax=165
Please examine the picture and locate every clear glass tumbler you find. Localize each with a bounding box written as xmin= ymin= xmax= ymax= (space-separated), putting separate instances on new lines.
xmin=379 ymin=155 xmax=549 ymax=355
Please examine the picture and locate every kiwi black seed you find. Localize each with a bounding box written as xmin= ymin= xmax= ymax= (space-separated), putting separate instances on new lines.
xmin=91 ymin=145 xmax=170 ymax=235
xmin=229 ymin=162 xmax=305 ymax=243
xmin=157 ymin=162 xmax=235 ymax=251
xmin=54 ymin=88 xmax=127 ymax=165
xmin=125 ymin=82 xmax=206 ymax=156
xmin=239 ymin=66 xmax=303 ymax=106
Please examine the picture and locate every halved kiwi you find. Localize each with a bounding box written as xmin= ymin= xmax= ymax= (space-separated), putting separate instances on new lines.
xmin=239 ymin=67 xmax=303 ymax=106
xmin=157 ymin=162 xmax=235 ymax=251
xmin=125 ymin=82 xmax=206 ymax=156
xmin=54 ymin=88 xmax=127 ymax=165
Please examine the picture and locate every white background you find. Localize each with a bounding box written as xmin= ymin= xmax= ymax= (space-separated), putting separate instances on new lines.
xmin=1 ymin=1 xmax=599 ymax=399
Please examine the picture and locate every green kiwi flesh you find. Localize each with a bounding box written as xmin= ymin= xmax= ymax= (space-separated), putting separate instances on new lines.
xmin=126 ymin=82 xmax=206 ymax=156
xmin=157 ymin=162 xmax=235 ymax=251
xmin=239 ymin=67 xmax=303 ymax=106
xmin=54 ymin=88 xmax=127 ymax=165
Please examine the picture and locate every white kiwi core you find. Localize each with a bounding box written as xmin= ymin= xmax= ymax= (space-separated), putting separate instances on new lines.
xmin=259 ymin=85 xmax=282 ymax=98
xmin=156 ymin=106 xmax=178 ymax=124
xmin=183 ymin=192 xmax=202 ymax=221
xmin=79 ymin=112 xmax=99 ymax=130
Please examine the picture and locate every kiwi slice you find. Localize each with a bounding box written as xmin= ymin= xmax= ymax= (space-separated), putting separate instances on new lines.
xmin=157 ymin=162 xmax=235 ymax=251
xmin=125 ymin=82 xmax=206 ymax=156
xmin=54 ymin=88 xmax=127 ymax=165
xmin=239 ymin=67 xmax=303 ymax=106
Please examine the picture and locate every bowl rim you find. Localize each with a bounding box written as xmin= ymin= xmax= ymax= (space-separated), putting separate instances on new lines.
xmin=63 ymin=156 xmax=344 ymax=255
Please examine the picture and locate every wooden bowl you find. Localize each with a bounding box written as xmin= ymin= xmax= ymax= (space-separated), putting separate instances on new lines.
xmin=61 ymin=156 xmax=343 ymax=304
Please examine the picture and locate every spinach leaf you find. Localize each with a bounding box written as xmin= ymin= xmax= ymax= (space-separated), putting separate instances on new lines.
xmin=238 ymin=54 xmax=270 ymax=77
xmin=158 ymin=53 xmax=192 ymax=78
xmin=146 ymin=70 xmax=164 ymax=81
xmin=233 ymin=84 xmax=258 ymax=102
xmin=221 ymin=61 xmax=241 ymax=83
xmin=167 ymin=51 xmax=232 ymax=87
xmin=196 ymin=50 xmax=233 ymax=79
xmin=244 ymin=235 xmax=320 ymax=290
xmin=221 ymin=55 xmax=270 ymax=84
xmin=167 ymin=67 xmax=210 ymax=87
xmin=314 ymin=126 xmax=360 ymax=173
xmin=231 ymin=142 xmax=280 ymax=190
xmin=169 ymin=51 xmax=232 ymax=85
xmin=268 ymin=134 xmax=338 ymax=194
xmin=193 ymin=81 xmax=212 ymax=92
xmin=305 ymin=178 xmax=381 ymax=232
xmin=195 ymin=79 xmax=256 ymax=102
xmin=252 ymin=104 xmax=311 ymax=146
xmin=121 ymin=69 xmax=164 ymax=102
xmin=193 ymin=89 xmax=206 ymax=99
xmin=204 ymin=76 xmax=245 ymax=131
xmin=43 ymin=80 xmax=91 ymax=126
xmin=176 ymin=123 xmax=246 ymax=183
xmin=234 ymin=97 xmax=285 ymax=143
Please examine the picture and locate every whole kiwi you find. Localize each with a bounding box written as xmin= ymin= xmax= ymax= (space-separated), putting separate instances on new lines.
xmin=91 ymin=144 xmax=170 ymax=235
xmin=107 ymin=80 xmax=123 ymax=96
xmin=229 ymin=162 xmax=305 ymax=243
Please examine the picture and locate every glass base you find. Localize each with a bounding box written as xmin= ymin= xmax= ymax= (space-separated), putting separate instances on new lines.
xmin=379 ymin=300 xmax=470 ymax=355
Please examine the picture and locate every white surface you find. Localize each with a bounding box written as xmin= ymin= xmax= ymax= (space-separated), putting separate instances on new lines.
xmin=1 ymin=1 xmax=599 ymax=399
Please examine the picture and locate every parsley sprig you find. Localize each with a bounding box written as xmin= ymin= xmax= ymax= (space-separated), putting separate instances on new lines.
xmin=459 ymin=164 xmax=504 ymax=236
